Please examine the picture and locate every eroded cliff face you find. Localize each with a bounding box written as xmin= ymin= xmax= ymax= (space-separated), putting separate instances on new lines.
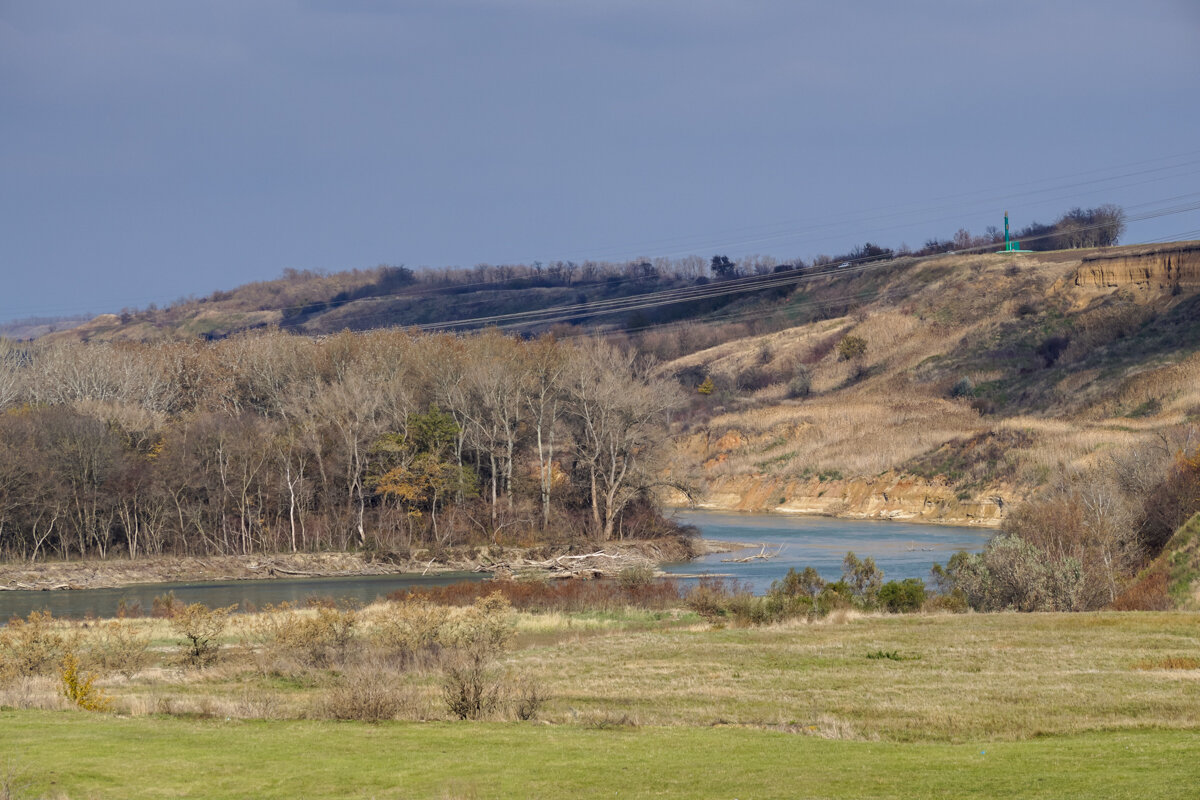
xmin=1074 ymin=243 xmax=1200 ymax=290
xmin=663 ymin=472 xmax=1009 ymax=527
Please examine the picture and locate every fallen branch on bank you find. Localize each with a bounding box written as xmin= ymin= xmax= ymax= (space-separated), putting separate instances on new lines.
xmin=721 ymin=544 xmax=785 ymax=563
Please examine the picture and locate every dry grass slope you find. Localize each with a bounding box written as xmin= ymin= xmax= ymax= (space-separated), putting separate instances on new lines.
xmin=666 ymin=244 xmax=1200 ymax=520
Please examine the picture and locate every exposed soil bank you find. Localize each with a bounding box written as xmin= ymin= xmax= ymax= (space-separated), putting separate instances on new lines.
xmin=0 ymin=537 xmax=718 ymax=592
xmin=664 ymin=472 xmax=1008 ymax=527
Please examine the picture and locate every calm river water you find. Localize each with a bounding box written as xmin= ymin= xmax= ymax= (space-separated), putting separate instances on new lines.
xmin=0 ymin=571 xmax=486 ymax=622
xmin=1 ymin=512 xmax=994 ymax=620
xmin=660 ymin=510 xmax=993 ymax=594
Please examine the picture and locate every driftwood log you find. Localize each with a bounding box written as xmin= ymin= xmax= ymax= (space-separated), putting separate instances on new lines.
xmin=721 ymin=544 xmax=785 ymax=563
xmin=475 ymin=550 xmax=652 ymax=580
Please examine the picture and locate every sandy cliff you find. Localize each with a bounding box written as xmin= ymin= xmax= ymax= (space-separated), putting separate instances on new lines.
xmin=664 ymin=471 xmax=1007 ymax=526
xmin=1073 ymin=242 xmax=1200 ymax=290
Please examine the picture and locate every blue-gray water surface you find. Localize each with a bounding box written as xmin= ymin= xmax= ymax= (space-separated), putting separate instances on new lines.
xmin=661 ymin=510 xmax=993 ymax=594
xmin=0 ymin=571 xmax=486 ymax=622
xmin=2 ymin=513 xmax=994 ymax=620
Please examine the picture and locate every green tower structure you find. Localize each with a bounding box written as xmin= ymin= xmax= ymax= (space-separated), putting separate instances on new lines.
xmin=998 ymin=211 xmax=1030 ymax=253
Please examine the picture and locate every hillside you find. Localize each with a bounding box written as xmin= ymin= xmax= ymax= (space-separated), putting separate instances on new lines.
xmin=1116 ymin=512 xmax=1200 ymax=610
xmin=41 ymin=262 xmax=760 ymax=342
xmin=661 ymin=241 xmax=1200 ymax=524
xmin=22 ymin=239 xmax=1200 ymax=530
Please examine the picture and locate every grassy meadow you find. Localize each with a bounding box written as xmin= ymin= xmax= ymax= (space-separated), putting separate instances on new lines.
xmin=2 ymin=599 xmax=1199 ymax=798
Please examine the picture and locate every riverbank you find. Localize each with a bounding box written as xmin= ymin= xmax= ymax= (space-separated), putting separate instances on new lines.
xmin=663 ymin=471 xmax=1011 ymax=527
xmin=0 ymin=536 xmax=732 ymax=592
xmin=669 ymin=504 xmax=1005 ymax=529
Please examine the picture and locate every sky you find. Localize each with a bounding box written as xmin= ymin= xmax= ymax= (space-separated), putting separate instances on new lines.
xmin=2 ymin=0 xmax=1199 ymax=322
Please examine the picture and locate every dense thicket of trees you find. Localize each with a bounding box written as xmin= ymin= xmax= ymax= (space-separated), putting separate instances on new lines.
xmin=940 ymin=429 xmax=1200 ymax=611
xmin=0 ymin=331 xmax=682 ymax=561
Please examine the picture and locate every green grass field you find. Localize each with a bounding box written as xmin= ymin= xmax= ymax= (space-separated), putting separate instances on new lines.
xmin=2 ymin=608 xmax=1199 ymax=798
xmin=3 ymin=711 xmax=1199 ymax=799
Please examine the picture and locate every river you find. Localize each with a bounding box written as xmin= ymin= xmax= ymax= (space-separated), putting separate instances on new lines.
xmin=1 ymin=512 xmax=993 ymax=620
xmin=660 ymin=510 xmax=993 ymax=593
xmin=0 ymin=571 xmax=486 ymax=622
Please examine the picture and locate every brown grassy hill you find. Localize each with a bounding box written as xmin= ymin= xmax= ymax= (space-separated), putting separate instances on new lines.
xmin=663 ymin=242 xmax=1200 ymax=524
xmin=42 ymin=263 xmax=728 ymax=343
xmin=1114 ymin=512 xmax=1200 ymax=610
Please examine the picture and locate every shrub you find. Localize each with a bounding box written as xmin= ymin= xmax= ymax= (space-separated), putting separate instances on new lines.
xmin=815 ymin=581 xmax=854 ymax=614
xmin=922 ymin=591 xmax=969 ymax=613
xmin=878 ymin=579 xmax=926 ymax=613
xmin=685 ymin=577 xmax=744 ymax=623
xmin=273 ymin=606 xmax=357 ymax=668
xmin=0 ymin=611 xmax=67 ymax=679
xmin=725 ymin=593 xmax=773 ymax=627
xmin=735 ymin=365 xmax=775 ymax=392
xmin=169 ymin=603 xmax=236 ymax=668
xmin=836 ymin=335 xmax=867 ymax=361
xmin=152 ymin=591 xmax=181 ymax=619
xmin=440 ymin=593 xmax=515 ymax=720
xmin=319 ymin=666 xmax=406 ymax=722
xmin=950 ymin=377 xmax=975 ymax=398
xmin=1036 ymin=334 xmax=1070 ymax=367
xmin=786 ymin=367 xmax=812 ymax=399
xmin=697 ymin=376 xmax=714 ymax=395
xmin=90 ymin=619 xmax=152 ymax=679
xmin=616 ymin=565 xmax=655 ymax=591
xmin=842 ymin=552 xmax=883 ymax=607
xmin=59 ymin=652 xmax=112 ymax=712
xmin=948 ymin=535 xmax=1084 ymax=612
xmin=372 ymin=599 xmax=446 ymax=662
xmin=511 ymin=675 xmax=547 ymax=722
xmin=770 ymin=566 xmax=825 ymax=600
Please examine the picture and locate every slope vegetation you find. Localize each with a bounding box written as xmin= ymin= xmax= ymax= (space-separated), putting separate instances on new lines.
xmin=663 ymin=242 xmax=1200 ymax=524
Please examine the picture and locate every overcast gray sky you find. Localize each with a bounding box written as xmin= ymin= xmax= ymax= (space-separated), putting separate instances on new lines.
xmin=2 ymin=0 xmax=1198 ymax=321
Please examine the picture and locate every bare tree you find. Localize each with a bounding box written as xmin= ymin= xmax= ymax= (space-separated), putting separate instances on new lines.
xmin=0 ymin=338 xmax=25 ymax=409
xmin=524 ymin=336 xmax=568 ymax=529
xmin=565 ymin=339 xmax=680 ymax=540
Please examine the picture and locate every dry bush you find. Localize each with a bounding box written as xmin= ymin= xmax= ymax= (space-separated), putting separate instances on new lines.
xmin=370 ymin=599 xmax=445 ymax=664
xmin=235 ymin=686 xmax=286 ymax=720
xmin=0 ymin=611 xmax=69 ymax=680
xmin=88 ymin=619 xmax=153 ymax=679
xmin=245 ymin=604 xmax=359 ymax=672
xmin=169 ymin=603 xmax=236 ymax=668
xmin=439 ymin=593 xmax=515 ymax=720
xmin=316 ymin=665 xmax=416 ymax=722
xmin=151 ymin=591 xmax=181 ymax=619
xmin=509 ymin=675 xmax=547 ymax=722
xmin=273 ymin=606 xmax=357 ymax=668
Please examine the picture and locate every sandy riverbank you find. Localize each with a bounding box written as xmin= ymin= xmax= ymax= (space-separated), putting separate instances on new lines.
xmin=0 ymin=537 xmax=736 ymax=592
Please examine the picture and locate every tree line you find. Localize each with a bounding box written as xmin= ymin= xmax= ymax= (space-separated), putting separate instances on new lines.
xmin=920 ymin=204 xmax=1127 ymax=255
xmin=0 ymin=331 xmax=682 ymax=562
